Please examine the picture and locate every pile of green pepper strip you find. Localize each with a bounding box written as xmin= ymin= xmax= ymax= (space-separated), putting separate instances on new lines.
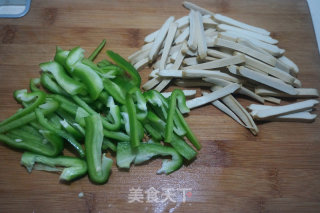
xmin=0 ymin=39 xmax=201 ymax=184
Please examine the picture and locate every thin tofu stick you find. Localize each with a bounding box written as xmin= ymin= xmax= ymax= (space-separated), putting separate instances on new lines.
xmin=183 ymin=57 xmax=199 ymax=66
xmin=128 ymin=42 xmax=153 ymax=62
xmin=144 ymin=30 xmax=159 ymax=43
xmin=162 ymin=90 xmax=197 ymax=98
xmin=207 ymin=49 xmax=231 ymax=58
xmin=238 ymin=53 xmax=296 ymax=84
xmin=264 ymin=111 xmax=317 ymax=122
xmin=154 ymin=43 xmax=187 ymax=92
xmin=247 ymin=104 xmax=316 ymax=122
xmin=204 ymin=77 xmax=264 ymax=103
xmin=211 ymin=86 xmax=259 ymax=135
xmin=214 ymin=38 xmax=277 ymax=66
xmin=130 ymin=48 xmax=150 ymax=65
xmin=221 ymin=30 xmax=284 ymax=56
xmin=188 ymin=10 xmax=197 ymax=50
xmin=160 ymin=23 xmax=178 ymax=70
xmin=195 ymin=11 xmax=208 ymax=59
xmin=236 ymin=38 xmax=272 ymax=56
xmin=263 ymin=96 xmax=281 ymax=104
xmin=278 ymin=55 xmax=299 ymax=74
xmin=202 ymin=91 xmax=246 ymax=126
xmin=183 ymin=1 xmax=215 ymax=16
xmin=250 ymin=99 xmax=319 ymax=119
xmin=228 ymin=66 xmax=297 ymax=95
xmin=159 ymin=70 xmax=183 ymax=78
xmin=255 ymin=87 xmax=319 ymax=98
xmin=203 ymin=17 xmax=218 ymax=28
xmin=149 ymin=69 xmax=159 ymax=78
xmin=184 ymin=70 xmax=241 ymax=83
xmin=174 ymin=79 xmax=212 ymax=87
xmin=184 ymin=54 xmax=245 ymax=70
xmin=149 ymin=16 xmax=175 ymax=61
xmin=186 ymin=83 xmax=240 ymax=109
xmin=214 ymin=14 xmax=270 ymax=36
xmin=142 ymin=77 xmax=161 ymax=90
xmin=134 ymin=57 xmax=149 ymax=71
xmin=175 ymin=27 xmax=189 ymax=44
xmin=175 ymin=16 xmax=189 ymax=28
xmin=217 ymin=24 xmax=278 ymax=44
xmin=205 ymin=28 xmax=218 ymax=36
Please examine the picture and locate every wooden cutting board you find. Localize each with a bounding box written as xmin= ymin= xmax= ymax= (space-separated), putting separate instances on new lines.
xmin=0 ymin=0 xmax=319 ymax=212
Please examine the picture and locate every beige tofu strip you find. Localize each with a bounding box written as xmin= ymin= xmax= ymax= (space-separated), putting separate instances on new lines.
xmin=154 ymin=43 xmax=187 ymax=92
xmin=183 ymin=1 xmax=215 ymax=16
xmin=202 ymin=91 xmax=246 ymax=127
xmin=220 ymin=31 xmax=284 ymax=56
xmin=211 ymin=86 xmax=259 ymax=135
xmin=159 ymin=23 xmax=178 ymax=70
xmin=263 ymin=96 xmax=281 ymax=104
xmin=195 ymin=11 xmax=208 ymax=59
xmin=184 ymin=54 xmax=245 ymax=70
xmin=186 ymin=83 xmax=240 ymax=109
xmin=188 ymin=10 xmax=197 ymax=51
xmin=204 ymin=77 xmax=264 ymax=104
xmin=238 ymin=53 xmax=296 ymax=84
xmin=149 ymin=16 xmax=175 ymax=61
xmin=228 ymin=66 xmax=297 ymax=95
xmin=174 ymin=79 xmax=212 ymax=87
xmin=249 ymin=99 xmax=319 ymax=119
xmin=255 ymin=87 xmax=319 ymax=98
xmin=278 ymin=55 xmax=299 ymax=74
xmin=214 ymin=14 xmax=270 ymax=36
xmin=183 ymin=70 xmax=241 ymax=83
xmin=217 ymin=24 xmax=278 ymax=44
xmin=214 ymin=38 xmax=277 ymax=66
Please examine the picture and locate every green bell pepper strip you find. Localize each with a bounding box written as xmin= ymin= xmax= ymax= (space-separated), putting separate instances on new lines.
xmin=30 ymin=78 xmax=41 ymax=92
xmin=106 ymin=50 xmax=141 ymax=88
xmin=59 ymin=119 xmax=83 ymax=140
xmin=0 ymin=90 xmax=46 ymax=127
xmin=103 ymin=78 xmax=126 ymax=105
xmin=19 ymin=124 xmax=42 ymax=138
xmin=21 ymin=152 xmax=87 ymax=182
xmin=134 ymin=143 xmax=183 ymax=175
xmin=116 ymin=141 xmax=136 ymax=169
xmin=103 ymin=129 xmax=130 ymax=142
xmin=49 ymin=94 xmax=81 ymax=117
xmin=129 ymin=88 xmax=147 ymax=121
xmin=145 ymin=111 xmax=197 ymax=161
xmin=85 ymin=114 xmax=113 ymax=184
xmin=125 ymin=93 xmax=140 ymax=148
xmin=71 ymin=95 xmax=121 ymax=131
xmin=144 ymin=90 xmax=186 ymax=136
xmin=102 ymin=138 xmax=117 ymax=152
xmin=54 ymin=46 xmax=70 ymax=67
xmin=65 ymin=46 xmax=85 ymax=72
xmin=0 ymin=100 xmax=59 ymax=134
xmin=35 ymin=108 xmax=85 ymax=158
xmin=40 ymin=61 xmax=85 ymax=95
xmin=121 ymin=111 xmax=144 ymax=142
xmin=97 ymin=59 xmax=112 ymax=67
xmin=71 ymin=61 xmax=104 ymax=100
xmin=175 ymin=110 xmax=201 ymax=150
xmin=144 ymin=123 xmax=162 ymax=142
xmin=0 ymin=128 xmax=63 ymax=157
xmin=88 ymin=39 xmax=106 ymax=61
xmin=40 ymin=73 xmax=69 ymax=96
xmin=165 ymin=89 xmax=190 ymax=143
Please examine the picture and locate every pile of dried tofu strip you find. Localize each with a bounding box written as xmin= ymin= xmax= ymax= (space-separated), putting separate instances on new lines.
xmin=128 ymin=1 xmax=319 ymax=135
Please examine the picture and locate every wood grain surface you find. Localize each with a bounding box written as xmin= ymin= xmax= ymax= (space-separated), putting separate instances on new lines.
xmin=0 ymin=0 xmax=320 ymax=212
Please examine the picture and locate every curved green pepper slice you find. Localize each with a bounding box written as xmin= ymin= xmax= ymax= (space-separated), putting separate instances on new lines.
xmin=85 ymin=114 xmax=113 ymax=184
xmin=21 ymin=152 xmax=87 ymax=182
